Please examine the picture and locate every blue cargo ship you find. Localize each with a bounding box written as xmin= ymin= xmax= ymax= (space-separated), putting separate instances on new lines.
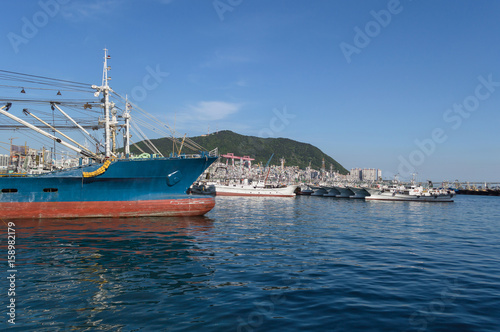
xmin=0 ymin=50 xmax=217 ymax=219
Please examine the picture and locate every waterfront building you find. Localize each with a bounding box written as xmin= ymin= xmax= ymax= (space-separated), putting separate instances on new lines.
xmin=349 ymin=168 xmax=382 ymax=182
xmin=0 ymin=154 xmax=9 ymax=170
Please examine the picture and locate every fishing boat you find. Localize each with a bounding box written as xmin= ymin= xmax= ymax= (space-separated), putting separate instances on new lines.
xmin=207 ymin=153 xmax=297 ymax=197
xmin=0 ymin=50 xmax=218 ymax=219
xmin=189 ymin=181 xmax=216 ymax=195
xmin=295 ymin=184 xmax=313 ymax=195
xmin=322 ymin=186 xmax=341 ymax=197
xmin=214 ymin=179 xmax=297 ymax=197
xmin=333 ymin=186 xmax=353 ymax=198
xmin=310 ymin=185 xmax=328 ymax=196
xmin=364 ymin=184 xmax=454 ymax=202
xmin=348 ymin=186 xmax=370 ymax=199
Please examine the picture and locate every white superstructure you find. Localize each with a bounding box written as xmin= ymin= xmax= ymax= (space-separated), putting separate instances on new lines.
xmin=215 ymin=180 xmax=297 ymax=197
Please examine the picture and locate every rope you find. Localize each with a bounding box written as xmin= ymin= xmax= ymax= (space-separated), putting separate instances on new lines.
xmin=82 ymin=160 xmax=111 ymax=178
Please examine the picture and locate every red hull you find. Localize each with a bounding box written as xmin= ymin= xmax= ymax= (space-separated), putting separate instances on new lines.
xmin=216 ymin=192 xmax=294 ymax=197
xmin=0 ymin=197 xmax=215 ymax=219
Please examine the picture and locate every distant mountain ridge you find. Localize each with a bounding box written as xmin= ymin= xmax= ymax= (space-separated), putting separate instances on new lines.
xmin=130 ymin=130 xmax=348 ymax=174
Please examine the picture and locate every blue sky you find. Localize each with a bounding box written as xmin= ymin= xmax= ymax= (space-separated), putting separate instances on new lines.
xmin=1 ymin=0 xmax=500 ymax=182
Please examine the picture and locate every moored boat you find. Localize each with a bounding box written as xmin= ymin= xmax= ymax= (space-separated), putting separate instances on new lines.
xmin=333 ymin=186 xmax=354 ymax=198
xmin=323 ymin=186 xmax=341 ymax=197
xmin=295 ymin=184 xmax=313 ymax=195
xmin=310 ymin=185 xmax=328 ymax=196
xmin=189 ymin=181 xmax=216 ymax=196
xmin=348 ymin=186 xmax=370 ymax=199
xmin=364 ymin=184 xmax=454 ymax=202
xmin=214 ymin=180 xmax=297 ymax=197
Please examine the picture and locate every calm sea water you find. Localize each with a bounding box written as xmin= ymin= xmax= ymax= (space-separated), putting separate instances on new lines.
xmin=2 ymin=195 xmax=500 ymax=331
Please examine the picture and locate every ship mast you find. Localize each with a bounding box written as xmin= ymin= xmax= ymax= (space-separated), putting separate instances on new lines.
xmin=92 ymin=48 xmax=112 ymax=158
xmin=103 ymin=49 xmax=111 ymax=158
xmin=124 ymin=95 xmax=131 ymax=157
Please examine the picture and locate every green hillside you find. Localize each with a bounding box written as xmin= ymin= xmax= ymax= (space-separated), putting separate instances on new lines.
xmin=129 ymin=130 xmax=348 ymax=174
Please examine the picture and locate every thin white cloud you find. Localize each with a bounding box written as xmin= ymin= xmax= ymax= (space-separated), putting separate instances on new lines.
xmin=188 ymin=101 xmax=241 ymax=121
xmin=59 ymin=0 xmax=174 ymax=22
xmin=200 ymin=50 xmax=253 ymax=68
xmin=60 ymin=0 xmax=121 ymax=21
xmin=235 ymin=79 xmax=247 ymax=87
xmin=212 ymin=79 xmax=249 ymax=90
xmin=161 ymin=101 xmax=244 ymax=136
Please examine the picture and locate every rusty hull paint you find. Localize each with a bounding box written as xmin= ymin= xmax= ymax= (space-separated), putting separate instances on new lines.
xmin=0 ymin=197 xmax=215 ymax=219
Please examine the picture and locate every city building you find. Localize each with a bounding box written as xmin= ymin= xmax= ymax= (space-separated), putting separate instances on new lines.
xmin=0 ymin=154 xmax=9 ymax=170
xmin=349 ymin=168 xmax=382 ymax=182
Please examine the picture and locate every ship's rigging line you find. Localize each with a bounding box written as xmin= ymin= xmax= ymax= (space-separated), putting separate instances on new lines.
xmin=0 ymin=84 xmax=93 ymax=94
xmin=129 ymin=139 xmax=146 ymax=154
xmin=24 ymin=109 xmax=96 ymax=157
xmin=0 ymin=110 xmax=102 ymax=157
xmin=11 ymin=130 xmax=86 ymax=160
xmin=0 ymin=69 xmax=92 ymax=90
xmin=0 ymin=103 xmax=104 ymax=153
xmin=112 ymin=92 xmax=207 ymax=153
xmin=112 ymin=92 xmax=179 ymax=152
xmin=51 ymin=103 xmax=104 ymax=153
xmin=128 ymin=127 xmax=152 ymax=155
xmin=21 ymin=107 xmax=99 ymax=128
xmin=7 ymin=128 xmax=81 ymax=160
xmin=130 ymin=121 xmax=162 ymax=156
xmin=0 ymin=104 xmax=94 ymax=159
xmin=1 ymin=96 xmax=203 ymax=156
xmin=0 ymin=98 xmax=101 ymax=108
xmin=12 ymin=126 xmax=54 ymax=149
xmin=0 ymin=124 xmax=101 ymax=130
xmin=1 ymin=69 xmax=211 ymax=156
xmin=0 ymin=70 xmax=105 ymax=155
xmin=130 ymin=115 xmax=205 ymax=153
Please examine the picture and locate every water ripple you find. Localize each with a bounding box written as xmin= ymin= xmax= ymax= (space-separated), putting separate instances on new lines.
xmin=2 ymin=195 xmax=500 ymax=331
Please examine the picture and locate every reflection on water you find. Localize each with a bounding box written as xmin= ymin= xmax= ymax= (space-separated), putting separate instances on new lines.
xmin=3 ymin=195 xmax=500 ymax=331
xmin=12 ymin=216 xmax=216 ymax=331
